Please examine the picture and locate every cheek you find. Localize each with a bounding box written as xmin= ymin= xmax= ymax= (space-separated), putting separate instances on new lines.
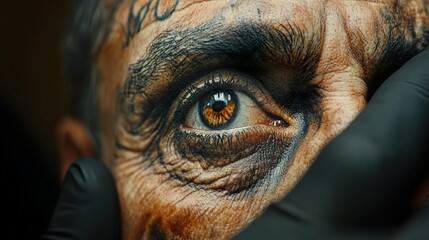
xmin=111 ymin=119 xmax=277 ymax=239
xmin=112 ymin=122 xmax=303 ymax=239
xmin=113 ymin=155 xmax=269 ymax=239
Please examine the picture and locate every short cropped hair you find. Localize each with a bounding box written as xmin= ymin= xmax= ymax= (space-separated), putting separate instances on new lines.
xmin=63 ymin=0 xmax=120 ymax=150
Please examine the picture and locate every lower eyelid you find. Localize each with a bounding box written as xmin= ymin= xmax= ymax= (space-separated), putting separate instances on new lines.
xmin=174 ymin=124 xmax=298 ymax=168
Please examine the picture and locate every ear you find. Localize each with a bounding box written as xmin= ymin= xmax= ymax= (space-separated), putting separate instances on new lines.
xmin=57 ymin=118 xmax=96 ymax=181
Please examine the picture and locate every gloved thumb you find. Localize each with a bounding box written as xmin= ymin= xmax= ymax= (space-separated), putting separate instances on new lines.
xmin=43 ymin=158 xmax=121 ymax=240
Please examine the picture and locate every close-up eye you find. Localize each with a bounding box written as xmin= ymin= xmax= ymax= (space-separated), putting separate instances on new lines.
xmin=184 ymin=89 xmax=284 ymax=131
xmin=181 ymin=71 xmax=290 ymax=132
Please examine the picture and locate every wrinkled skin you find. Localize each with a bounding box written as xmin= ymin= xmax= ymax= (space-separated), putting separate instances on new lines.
xmin=95 ymin=0 xmax=429 ymax=239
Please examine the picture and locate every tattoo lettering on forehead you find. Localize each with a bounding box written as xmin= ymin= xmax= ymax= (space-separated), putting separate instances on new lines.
xmin=124 ymin=0 xmax=179 ymax=47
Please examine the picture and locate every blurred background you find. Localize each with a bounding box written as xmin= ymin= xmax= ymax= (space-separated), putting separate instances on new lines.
xmin=1 ymin=1 xmax=70 ymax=238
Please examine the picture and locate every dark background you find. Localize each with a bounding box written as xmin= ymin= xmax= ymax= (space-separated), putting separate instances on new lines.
xmin=1 ymin=1 xmax=70 ymax=238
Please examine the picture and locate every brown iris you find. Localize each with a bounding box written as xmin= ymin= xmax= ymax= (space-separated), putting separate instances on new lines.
xmin=199 ymin=90 xmax=238 ymax=129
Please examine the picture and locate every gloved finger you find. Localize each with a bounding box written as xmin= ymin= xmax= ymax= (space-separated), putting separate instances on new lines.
xmin=234 ymin=204 xmax=390 ymax=240
xmin=391 ymin=203 xmax=429 ymax=240
xmin=43 ymin=158 xmax=121 ymax=240
xmin=279 ymin=48 xmax=429 ymax=228
xmin=233 ymin=205 xmax=329 ymax=240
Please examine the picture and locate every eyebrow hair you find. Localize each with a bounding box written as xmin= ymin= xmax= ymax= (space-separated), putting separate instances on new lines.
xmin=122 ymin=21 xmax=322 ymax=119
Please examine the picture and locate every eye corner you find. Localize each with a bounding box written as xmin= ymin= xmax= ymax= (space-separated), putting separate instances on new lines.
xmin=267 ymin=118 xmax=289 ymax=127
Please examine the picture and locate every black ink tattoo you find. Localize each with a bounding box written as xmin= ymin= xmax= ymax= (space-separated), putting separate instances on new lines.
xmin=125 ymin=0 xmax=179 ymax=47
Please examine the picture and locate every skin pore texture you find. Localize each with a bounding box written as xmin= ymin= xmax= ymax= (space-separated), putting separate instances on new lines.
xmin=93 ymin=0 xmax=429 ymax=239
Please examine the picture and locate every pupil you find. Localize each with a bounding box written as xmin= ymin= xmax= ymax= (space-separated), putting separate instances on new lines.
xmin=211 ymin=101 xmax=226 ymax=112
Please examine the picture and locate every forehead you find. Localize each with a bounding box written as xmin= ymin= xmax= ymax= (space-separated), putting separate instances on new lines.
xmin=108 ymin=0 xmax=396 ymax=61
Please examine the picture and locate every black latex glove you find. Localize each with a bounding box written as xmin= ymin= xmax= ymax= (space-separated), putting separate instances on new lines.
xmin=43 ymin=158 xmax=121 ymax=240
xmin=235 ymin=48 xmax=429 ymax=240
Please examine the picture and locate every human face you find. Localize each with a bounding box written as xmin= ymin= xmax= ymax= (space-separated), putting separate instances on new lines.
xmin=95 ymin=0 xmax=429 ymax=239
